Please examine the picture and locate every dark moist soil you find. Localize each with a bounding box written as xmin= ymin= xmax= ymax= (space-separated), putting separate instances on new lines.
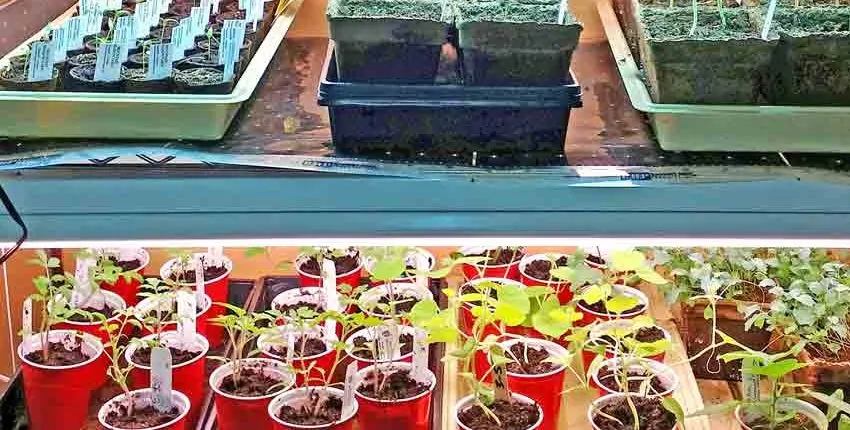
xmin=218 ymin=367 xmax=285 ymax=397
xmin=271 ymin=336 xmax=328 ymax=358
xmin=806 ymin=344 xmax=850 ymax=363
xmin=524 ymin=256 xmax=570 ymax=281
xmin=506 ymin=343 xmax=558 ymax=374
xmin=351 ymin=332 xmax=414 ymax=359
xmin=104 ymin=403 xmax=180 ymax=429
xmin=69 ymin=52 xmax=98 ymax=68
xmin=169 ymin=264 xmax=228 ymax=284
xmin=65 ymin=303 xmax=118 ymax=322
xmin=733 ymin=284 xmax=771 ymax=303
xmin=277 ymin=391 xmax=344 ymax=425
xmin=639 ymin=0 xmax=741 ymax=7
xmin=745 ymin=413 xmax=818 ymax=430
xmin=597 ymin=366 xmax=670 ymax=395
xmin=465 ymin=248 xmax=523 ymax=266
xmin=356 ymin=369 xmax=429 ymax=400
xmin=300 ymin=252 xmax=360 ymax=276
xmin=592 ymin=396 xmax=676 ymax=430
xmin=328 ymin=0 xmax=444 ymax=20
xmin=634 ymin=327 xmax=666 ymax=342
xmin=24 ymin=340 xmax=89 ymax=366
xmin=132 ymin=345 xmax=202 ymax=366
xmin=371 ymin=293 xmax=420 ymax=316
xmin=276 ymin=301 xmax=326 ymax=315
xmin=641 ymin=8 xmax=755 ymax=40
xmin=107 ymin=256 xmax=143 ymax=272
xmin=145 ymin=303 xmax=203 ymax=320
xmin=456 ymin=2 xmax=562 ymax=24
xmin=457 ymin=399 xmax=541 ymax=430
xmin=579 ymin=299 xmax=645 ymax=316
xmin=459 ymin=282 xmax=501 ymax=306
xmin=586 ymin=254 xmax=606 ymax=266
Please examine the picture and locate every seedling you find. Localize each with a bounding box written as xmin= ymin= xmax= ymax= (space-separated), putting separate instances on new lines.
xmin=209 ymin=304 xmax=277 ymax=390
xmin=100 ymin=309 xmax=144 ymax=416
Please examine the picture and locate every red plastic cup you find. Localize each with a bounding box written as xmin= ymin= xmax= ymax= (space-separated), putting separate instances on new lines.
xmin=268 ymin=387 xmax=358 ymax=430
xmin=294 ymin=252 xmax=363 ymax=291
xmin=354 ymin=362 xmax=436 ymax=430
xmin=98 ymin=388 xmax=191 ymax=430
xmin=55 ymin=290 xmax=128 ymax=345
xmin=135 ymin=292 xmax=213 ymax=340
xmin=591 ymin=357 xmax=679 ymax=398
xmin=492 ymin=338 xmax=568 ymax=430
xmin=519 ymin=253 xmax=573 ymax=304
xmin=160 ymin=253 xmax=232 ymax=348
xmin=345 ymin=325 xmax=416 ymax=369
xmin=210 ymin=358 xmax=295 ymax=430
xmin=454 ymin=393 xmax=543 ymax=430
xmin=363 ymin=248 xmax=435 ymax=286
xmin=126 ymin=331 xmax=209 ymax=427
xmin=259 ymin=325 xmax=339 ymax=386
xmin=17 ymin=331 xmax=105 ymax=430
xmin=359 ymin=282 xmax=434 ymax=323
xmin=270 ymin=287 xmax=344 ymax=339
xmin=583 ymin=320 xmax=671 ymax=374
xmin=575 ymin=285 xmax=649 ymax=327
xmin=458 ymin=247 xmax=526 ymax=281
xmin=97 ymin=247 xmax=150 ymax=306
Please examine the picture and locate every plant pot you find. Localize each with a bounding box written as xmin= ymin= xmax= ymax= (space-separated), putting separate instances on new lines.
xmin=210 ymin=358 xmax=296 ymax=430
xmin=734 ymin=398 xmax=828 ymax=430
xmin=173 ymin=67 xmax=235 ymax=94
xmin=519 ymin=253 xmax=572 ymax=304
xmin=583 ymin=319 xmax=671 ymax=373
xmin=98 ymin=247 xmax=151 ymax=306
xmin=353 ymin=362 xmax=436 ymax=430
xmin=54 ymin=289 xmax=128 ymax=345
xmin=268 ymin=386 xmax=358 ymax=430
xmin=456 ymin=2 xmax=582 ymax=86
xmin=458 ymin=246 xmax=527 ymax=281
xmin=64 ymin=65 xmax=123 ymax=92
xmin=491 ymin=338 xmax=568 ymax=430
xmin=126 ymin=331 xmax=210 ymax=427
xmin=160 ymin=252 xmax=233 ymax=347
xmin=135 ymin=291 xmax=213 ymax=340
xmin=258 ymin=325 xmax=338 ymax=386
xmin=295 ymin=249 xmax=364 ymax=290
xmin=98 ymin=388 xmax=191 ymax=430
xmin=198 ymin=37 xmax=254 ymax=58
xmin=457 ymin=277 xmax=526 ymax=337
xmin=64 ymin=52 xmax=98 ymax=80
xmin=588 ymin=393 xmax=677 ymax=430
xmin=591 ymin=357 xmax=679 ymax=398
xmin=575 ymin=284 xmax=649 ymax=327
xmin=0 ymin=65 xmax=59 ymax=91
xmin=122 ymin=67 xmax=174 ymax=93
xmin=454 ymin=392 xmax=543 ymax=430
xmin=772 ymin=8 xmax=850 ymax=106
xmin=345 ymin=325 xmax=417 ymax=369
xmin=784 ymin=337 xmax=850 ymax=390
xmin=17 ymin=330 xmax=105 ymax=430
xmin=637 ymin=7 xmax=777 ymax=104
xmin=364 ymin=247 xmax=435 ymax=286
xmin=358 ymin=282 xmax=434 ymax=321
xmin=327 ymin=0 xmax=449 ymax=84
xmin=270 ymin=286 xmax=345 ymax=337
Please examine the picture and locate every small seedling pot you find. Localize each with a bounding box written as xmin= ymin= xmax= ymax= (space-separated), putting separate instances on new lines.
xmin=491 ymin=338 xmax=568 ymax=430
xmin=173 ymin=67 xmax=236 ymax=94
xmin=354 ymin=362 xmax=436 ymax=430
xmin=122 ymin=67 xmax=174 ymax=93
xmin=17 ymin=330 xmax=105 ymax=430
xmin=591 ymin=357 xmax=679 ymax=398
xmin=734 ymin=398 xmax=827 ymax=430
xmin=345 ymin=324 xmax=417 ymax=369
xmin=363 ymin=247 xmax=435 ymax=286
xmin=210 ymin=358 xmax=295 ymax=430
xmin=583 ymin=319 xmax=671 ymax=373
xmin=98 ymin=388 xmax=191 ymax=430
xmin=454 ymin=392 xmax=543 ymax=430
xmin=126 ymin=331 xmax=210 ymax=427
xmin=270 ymin=286 xmax=346 ymax=332
xmin=55 ymin=290 xmax=128 ymax=345
xmin=294 ymin=250 xmax=363 ymax=290
xmin=160 ymin=252 xmax=233 ymax=347
xmin=97 ymin=247 xmax=150 ymax=306
xmin=0 ymin=65 xmax=59 ymax=91
xmin=358 ymin=282 xmax=434 ymax=322
xmin=135 ymin=291 xmax=213 ymax=341
xmin=268 ymin=386 xmax=359 ymax=430
xmin=575 ymin=284 xmax=649 ymax=327
xmin=588 ymin=393 xmax=678 ymax=430
xmin=458 ymin=246 xmax=527 ymax=281
xmin=258 ymin=324 xmax=339 ymax=386
xmin=64 ymin=65 xmax=122 ymax=92
xmin=518 ymin=253 xmax=572 ymax=304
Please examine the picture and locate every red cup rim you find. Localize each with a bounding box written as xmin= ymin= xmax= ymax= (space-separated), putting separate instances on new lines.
xmin=17 ymin=330 xmax=103 ymax=371
xmin=518 ymin=253 xmax=572 ymax=285
xmin=454 ymin=392 xmax=543 ymax=430
xmin=576 ymin=285 xmax=649 ymax=318
xmin=294 ymin=252 xmax=364 ymax=280
xmin=59 ymin=290 xmax=127 ymax=328
xmin=591 ymin=357 xmax=679 ymax=397
xmin=345 ymin=325 xmax=415 ymax=364
xmin=135 ymin=291 xmax=213 ymax=323
xmin=98 ymin=388 xmax=191 ymax=430
xmin=268 ymin=386 xmax=359 ymax=429
xmin=589 ymin=393 xmax=679 ymax=430
xmin=459 ymin=246 xmax=527 ymax=269
xmin=159 ymin=253 xmax=234 ymax=286
xmin=209 ymin=358 xmax=294 ymax=400
xmin=353 ymin=362 xmax=436 ymax=404
xmin=360 ymin=282 xmax=434 ymax=320
xmin=100 ymin=247 xmax=151 ymax=274
xmin=588 ymin=320 xmax=672 ymax=355
xmin=493 ymin=338 xmax=569 ymax=379
xmin=258 ymin=326 xmax=338 ymax=361
xmin=125 ymin=331 xmax=210 ymax=370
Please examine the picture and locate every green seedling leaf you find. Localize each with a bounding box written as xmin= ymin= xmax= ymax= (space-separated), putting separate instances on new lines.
xmin=636 ymin=268 xmax=669 ymax=285
xmin=662 ymin=398 xmax=685 ymax=424
xmin=744 ymin=359 xmax=808 ymax=380
xmin=244 ymin=247 xmax=267 ymax=258
xmin=611 ymin=250 xmax=647 ymax=273
xmin=605 ymin=295 xmax=640 ymax=314
xmin=370 ymin=259 xmax=406 ymax=282
xmin=525 ymin=286 xmax=556 ymax=298
xmin=408 ymin=299 xmax=439 ymax=327
xmin=687 ymin=401 xmax=741 ymax=418
xmin=579 ymin=284 xmax=607 ymax=305
xmin=806 ymin=390 xmax=850 ymax=418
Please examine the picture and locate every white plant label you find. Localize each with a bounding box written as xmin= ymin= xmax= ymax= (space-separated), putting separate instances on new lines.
xmin=94 ymin=42 xmax=122 ymax=82
xmin=26 ymin=42 xmax=53 ymax=82
xmin=322 ymin=259 xmax=338 ymax=338
xmin=113 ymin=15 xmax=136 ymax=62
xmin=207 ymin=246 xmax=224 ymax=263
xmin=194 ymin=257 xmax=206 ymax=299
xmin=342 ymin=362 xmax=357 ymax=415
xmin=82 ymin=12 xmax=102 ymax=36
xmin=742 ymin=358 xmax=760 ymax=401
xmin=219 ymin=19 xmax=245 ymax=66
xmin=147 ymin=43 xmax=172 ymax=80
xmin=117 ymin=248 xmax=137 ymax=262
xmin=412 ymin=328 xmax=429 ymax=382
xmin=212 ymin=0 xmax=221 ymax=13
xmin=134 ymin=2 xmax=151 ymax=37
xmin=490 ymin=345 xmax=511 ymax=401
xmin=65 ymin=17 xmax=84 ymax=50
xmin=51 ymin=26 xmax=69 ymax=64
xmin=377 ymin=323 xmax=398 ymax=361
xmin=170 ymin=24 xmax=187 ymax=61
xmin=189 ymin=7 xmax=205 ymax=36
xmin=176 ymin=289 xmax=197 ymax=342
xmin=158 ymin=0 xmax=170 ymax=15
xmin=150 ymin=347 xmax=173 ymax=412
xmin=200 ymin=0 xmax=213 ymax=17
xmin=414 ymin=253 xmax=429 ymax=290
xmin=105 ymin=0 xmax=122 ymax=10
xmin=285 ymin=331 xmax=296 ymax=362
xmin=22 ymin=298 xmax=33 ymax=337
xmin=73 ymin=256 xmax=96 ymax=305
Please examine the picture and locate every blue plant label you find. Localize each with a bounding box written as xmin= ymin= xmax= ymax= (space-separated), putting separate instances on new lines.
xmin=51 ymin=26 xmax=69 ymax=64
xmin=170 ymin=24 xmax=187 ymax=61
xmin=114 ymin=15 xmax=136 ymax=62
xmin=64 ymin=17 xmax=84 ymax=50
xmin=150 ymin=347 xmax=173 ymax=412
xmin=134 ymin=2 xmax=151 ymax=37
xmin=176 ymin=289 xmax=197 ymax=341
xmin=94 ymin=42 xmax=122 ymax=82
xmin=190 ymin=7 xmax=205 ymax=36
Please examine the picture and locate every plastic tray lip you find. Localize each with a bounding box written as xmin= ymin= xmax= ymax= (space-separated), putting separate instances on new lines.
xmin=596 ymin=0 xmax=850 ymax=116
xmin=0 ymin=0 xmax=302 ymax=104
xmin=317 ymin=43 xmax=583 ymax=108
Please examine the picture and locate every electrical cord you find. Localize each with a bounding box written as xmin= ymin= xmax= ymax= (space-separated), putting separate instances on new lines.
xmin=0 ymin=183 xmax=27 ymax=264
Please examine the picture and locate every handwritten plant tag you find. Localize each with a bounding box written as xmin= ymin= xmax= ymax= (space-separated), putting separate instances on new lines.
xmin=147 ymin=42 xmax=172 ymax=80
xmin=490 ymin=345 xmax=511 ymax=401
xmin=22 ymin=298 xmax=33 ymax=337
xmin=176 ymin=289 xmax=197 ymax=342
xmin=322 ymin=259 xmax=338 ymax=337
xmin=376 ymin=323 xmax=398 ymax=361
xmin=200 ymin=0 xmax=213 ymax=17
xmin=194 ymin=257 xmax=206 ymax=299
xmin=742 ymin=358 xmax=760 ymax=401
xmin=412 ymin=328 xmax=429 ymax=382
xmin=73 ymin=255 xmax=97 ymax=303
xmin=212 ymin=0 xmax=221 ymax=13
xmin=342 ymin=362 xmax=358 ymax=414
xmin=94 ymin=42 xmax=123 ymax=82
xmin=81 ymin=13 xmax=102 ymax=35
xmin=158 ymin=0 xmax=170 ymax=15
xmin=285 ymin=331 xmax=296 ymax=362
xmin=218 ymin=19 xmax=245 ymax=65
xmin=207 ymin=246 xmax=224 ymax=262
xmin=26 ymin=42 xmax=53 ymax=82
xmin=150 ymin=347 xmax=173 ymax=412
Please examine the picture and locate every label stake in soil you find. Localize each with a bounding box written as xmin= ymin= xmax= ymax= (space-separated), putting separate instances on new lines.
xmin=414 ymin=254 xmax=428 ymax=291
xmin=22 ymin=297 xmax=32 ymax=337
xmin=151 ymin=347 xmax=174 ymax=412
xmin=73 ymin=255 xmax=97 ymax=308
xmin=286 ymin=330 xmax=296 ymax=362
xmin=322 ymin=259 xmax=339 ymax=338
xmin=194 ymin=256 xmax=206 ymax=300
xmin=412 ymin=328 xmax=429 ymax=382
xmin=742 ymin=358 xmax=760 ymax=401
xmin=343 ymin=362 xmax=357 ymax=414
xmin=490 ymin=345 xmax=511 ymax=401
xmin=176 ymin=289 xmax=197 ymax=343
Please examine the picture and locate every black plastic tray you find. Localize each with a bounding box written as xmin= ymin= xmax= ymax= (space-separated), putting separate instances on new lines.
xmin=318 ymin=47 xmax=583 ymax=167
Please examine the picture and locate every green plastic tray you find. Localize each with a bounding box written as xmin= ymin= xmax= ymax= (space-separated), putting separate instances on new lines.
xmin=0 ymin=0 xmax=302 ymax=141
xmin=597 ymin=0 xmax=850 ymax=153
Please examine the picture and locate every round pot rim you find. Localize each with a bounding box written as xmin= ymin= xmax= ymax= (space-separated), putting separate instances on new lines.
xmin=98 ymin=388 xmax=191 ymax=430
xmin=294 ymin=250 xmax=363 ymax=281
xmin=271 ymin=286 xmax=325 ymax=306
xmin=159 ymin=252 xmax=234 ymax=286
xmin=125 ymin=330 xmax=210 ymax=370
xmin=577 ymin=285 xmax=649 ymax=318
xmin=458 ymin=246 xmax=527 ymax=269
xmin=100 ymin=247 xmax=151 ymax=274
xmin=591 ymin=357 xmax=679 ymax=397
xmin=345 ymin=325 xmax=416 ymax=364
xmin=493 ymin=337 xmax=569 ymax=379
xmin=588 ymin=393 xmax=677 ymax=430
xmin=588 ymin=319 xmax=672 ymax=356
xmin=268 ymin=386 xmax=359 ymax=429
xmin=60 ymin=290 xmax=127 ymax=328
xmin=17 ymin=330 xmax=104 ymax=371
xmin=353 ymin=361 xmax=437 ymax=404
xmin=135 ymin=291 xmax=213 ymax=322
xmin=518 ymin=253 xmax=572 ymax=285
xmin=209 ymin=357 xmax=294 ymax=401
xmin=734 ymin=398 xmax=828 ymax=430
xmin=258 ymin=325 xmax=338 ymax=362
xmin=360 ymin=282 xmax=434 ymax=320
xmin=454 ymin=392 xmax=543 ymax=430
xmin=363 ymin=247 xmax=436 ymax=281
